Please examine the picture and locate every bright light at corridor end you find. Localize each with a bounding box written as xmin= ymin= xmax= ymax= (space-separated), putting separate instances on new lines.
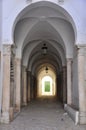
xmin=42 ymin=76 xmax=53 ymax=96
xmin=37 ymin=68 xmax=56 ymax=98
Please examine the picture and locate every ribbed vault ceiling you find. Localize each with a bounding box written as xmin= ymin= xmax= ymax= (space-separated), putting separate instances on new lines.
xmin=14 ymin=1 xmax=75 ymax=75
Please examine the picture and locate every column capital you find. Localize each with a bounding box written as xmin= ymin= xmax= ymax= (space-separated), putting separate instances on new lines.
xmin=23 ymin=66 xmax=27 ymax=72
xmin=27 ymin=71 xmax=31 ymax=75
xmin=76 ymin=44 xmax=86 ymax=48
xmin=62 ymin=66 xmax=66 ymax=69
xmin=15 ymin=58 xmax=21 ymax=65
xmin=66 ymin=58 xmax=73 ymax=63
xmin=76 ymin=45 xmax=86 ymax=56
xmin=3 ymin=44 xmax=11 ymax=56
xmin=62 ymin=66 xmax=67 ymax=75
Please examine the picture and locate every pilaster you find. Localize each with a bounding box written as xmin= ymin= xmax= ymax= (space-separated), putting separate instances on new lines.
xmin=15 ymin=58 xmax=21 ymax=112
xmin=77 ymin=45 xmax=86 ymax=124
xmin=23 ymin=66 xmax=27 ymax=106
xmin=27 ymin=71 xmax=31 ymax=102
xmin=1 ymin=44 xmax=11 ymax=123
xmin=63 ymin=66 xmax=67 ymax=103
xmin=67 ymin=58 xmax=73 ymax=105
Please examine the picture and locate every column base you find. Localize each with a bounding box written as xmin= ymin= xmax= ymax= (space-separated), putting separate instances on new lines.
xmin=28 ymin=99 xmax=30 ymax=102
xmin=63 ymin=100 xmax=67 ymax=104
xmin=15 ymin=105 xmax=21 ymax=112
xmin=22 ymin=102 xmax=27 ymax=106
xmin=0 ymin=112 xmax=10 ymax=124
xmin=9 ymin=107 xmax=14 ymax=121
xmin=79 ymin=112 xmax=86 ymax=124
xmin=64 ymin=104 xmax=79 ymax=125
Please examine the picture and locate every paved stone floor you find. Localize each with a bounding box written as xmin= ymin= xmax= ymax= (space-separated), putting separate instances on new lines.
xmin=0 ymin=100 xmax=86 ymax=130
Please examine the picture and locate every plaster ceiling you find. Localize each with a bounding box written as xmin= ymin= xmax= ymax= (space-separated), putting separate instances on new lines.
xmin=14 ymin=1 xmax=75 ymax=75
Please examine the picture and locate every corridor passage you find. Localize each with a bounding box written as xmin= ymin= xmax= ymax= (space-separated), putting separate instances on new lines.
xmin=0 ymin=100 xmax=86 ymax=130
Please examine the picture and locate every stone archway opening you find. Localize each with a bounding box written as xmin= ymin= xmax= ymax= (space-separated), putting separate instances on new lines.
xmin=36 ymin=65 xmax=57 ymax=101
xmin=2 ymin=0 xmax=84 ymax=125
xmin=42 ymin=76 xmax=53 ymax=96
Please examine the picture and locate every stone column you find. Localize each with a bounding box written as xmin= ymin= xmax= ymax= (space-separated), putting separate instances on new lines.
xmin=21 ymin=66 xmax=23 ymax=106
xmin=27 ymin=71 xmax=31 ymax=102
xmin=77 ymin=46 xmax=86 ymax=124
xmin=10 ymin=57 xmax=15 ymax=106
xmin=57 ymin=74 xmax=60 ymax=101
xmin=67 ymin=58 xmax=72 ymax=105
xmin=57 ymin=73 xmax=62 ymax=101
xmin=55 ymin=76 xmax=58 ymax=100
xmin=31 ymin=75 xmax=35 ymax=99
xmin=60 ymin=71 xmax=63 ymax=102
xmin=34 ymin=77 xmax=37 ymax=99
xmin=23 ymin=66 xmax=27 ymax=106
xmin=10 ymin=79 xmax=14 ymax=121
xmin=1 ymin=45 xmax=11 ymax=123
xmin=30 ymin=74 xmax=34 ymax=100
xmin=15 ymin=58 xmax=21 ymax=112
xmin=63 ymin=66 xmax=67 ymax=103
xmin=0 ymin=52 xmax=2 ymax=117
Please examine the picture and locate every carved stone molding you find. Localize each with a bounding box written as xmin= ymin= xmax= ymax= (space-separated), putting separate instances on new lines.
xmin=58 ymin=0 xmax=64 ymax=4
xmin=67 ymin=58 xmax=73 ymax=63
xmin=15 ymin=58 xmax=21 ymax=65
xmin=79 ymin=112 xmax=86 ymax=124
xmin=26 ymin=0 xmax=64 ymax=4
xmin=3 ymin=45 xmax=11 ymax=56
xmin=26 ymin=0 xmax=32 ymax=3
xmin=80 ymin=112 xmax=86 ymax=116
xmin=58 ymin=0 xmax=64 ymax=2
xmin=23 ymin=66 xmax=27 ymax=72
xmin=77 ymin=45 xmax=86 ymax=56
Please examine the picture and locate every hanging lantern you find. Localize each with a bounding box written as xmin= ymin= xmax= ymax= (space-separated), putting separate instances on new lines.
xmin=42 ymin=43 xmax=48 ymax=55
xmin=45 ymin=66 xmax=48 ymax=73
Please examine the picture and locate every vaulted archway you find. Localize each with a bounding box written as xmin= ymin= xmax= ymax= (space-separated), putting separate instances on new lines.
xmin=1 ymin=1 xmax=86 ymax=125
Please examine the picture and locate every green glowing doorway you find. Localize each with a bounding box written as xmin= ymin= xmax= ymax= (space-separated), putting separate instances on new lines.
xmin=45 ymin=81 xmax=50 ymax=92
